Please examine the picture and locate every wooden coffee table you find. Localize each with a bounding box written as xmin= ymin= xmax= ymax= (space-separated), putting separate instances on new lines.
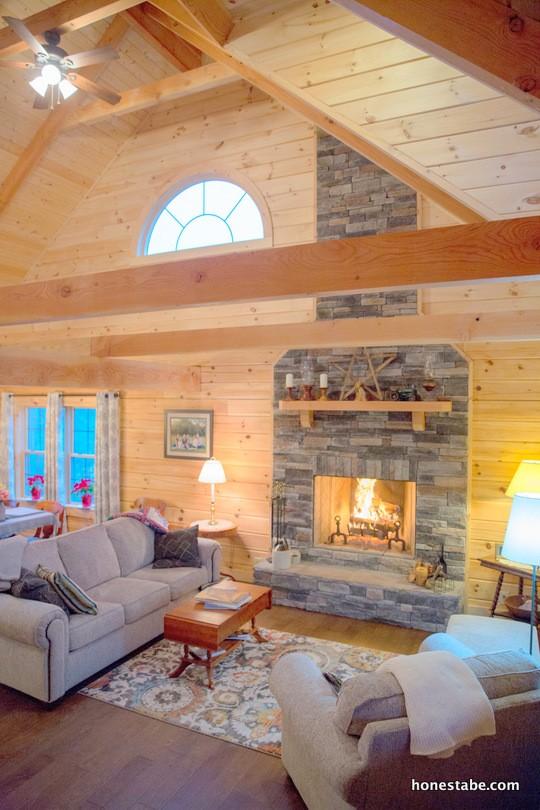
xmin=163 ymin=582 xmax=272 ymax=688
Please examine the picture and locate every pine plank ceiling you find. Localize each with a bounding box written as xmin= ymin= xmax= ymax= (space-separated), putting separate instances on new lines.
xmin=0 ymin=0 xmax=539 ymax=284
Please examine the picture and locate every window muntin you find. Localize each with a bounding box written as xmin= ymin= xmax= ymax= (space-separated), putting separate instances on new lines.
xmin=145 ymin=179 xmax=264 ymax=256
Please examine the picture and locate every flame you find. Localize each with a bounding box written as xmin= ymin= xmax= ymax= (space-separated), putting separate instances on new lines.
xmin=352 ymin=478 xmax=395 ymax=523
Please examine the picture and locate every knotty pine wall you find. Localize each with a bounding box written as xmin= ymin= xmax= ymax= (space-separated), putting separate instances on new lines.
xmin=29 ymin=81 xmax=316 ymax=280
xmin=465 ymin=342 xmax=540 ymax=614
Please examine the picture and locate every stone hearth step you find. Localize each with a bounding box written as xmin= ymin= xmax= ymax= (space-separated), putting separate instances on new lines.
xmin=254 ymin=559 xmax=463 ymax=633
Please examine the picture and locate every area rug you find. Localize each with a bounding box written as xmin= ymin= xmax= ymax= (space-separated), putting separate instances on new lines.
xmin=80 ymin=629 xmax=392 ymax=757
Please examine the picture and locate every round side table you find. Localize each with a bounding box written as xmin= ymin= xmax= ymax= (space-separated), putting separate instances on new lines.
xmin=190 ymin=519 xmax=237 ymax=537
xmin=191 ymin=519 xmax=238 ymax=579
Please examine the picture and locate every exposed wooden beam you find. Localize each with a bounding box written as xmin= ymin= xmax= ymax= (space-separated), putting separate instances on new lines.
xmin=160 ymin=0 xmax=233 ymax=44
xmin=0 ymin=0 xmax=137 ymax=57
xmin=66 ymin=62 xmax=237 ymax=127
xmin=0 ymin=217 xmax=539 ymax=326
xmin=92 ymin=310 xmax=540 ymax=357
xmin=332 ymin=0 xmax=540 ymax=113
xmin=123 ymin=5 xmax=201 ymax=71
xmin=0 ymin=16 xmax=129 ymax=216
xmin=146 ymin=0 xmax=484 ymax=224
xmin=0 ymin=353 xmax=201 ymax=390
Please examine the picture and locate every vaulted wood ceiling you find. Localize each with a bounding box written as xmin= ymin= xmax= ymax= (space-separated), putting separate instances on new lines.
xmin=1 ymin=0 xmax=539 ymax=286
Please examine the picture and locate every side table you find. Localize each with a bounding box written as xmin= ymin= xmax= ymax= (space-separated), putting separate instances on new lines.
xmin=191 ymin=519 xmax=238 ymax=579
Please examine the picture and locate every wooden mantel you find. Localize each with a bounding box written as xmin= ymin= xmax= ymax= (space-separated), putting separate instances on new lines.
xmin=279 ymin=399 xmax=453 ymax=431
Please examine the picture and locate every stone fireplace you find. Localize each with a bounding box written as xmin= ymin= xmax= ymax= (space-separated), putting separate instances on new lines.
xmin=255 ymin=340 xmax=468 ymax=630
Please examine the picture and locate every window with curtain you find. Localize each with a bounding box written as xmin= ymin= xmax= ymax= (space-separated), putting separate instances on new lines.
xmin=23 ymin=407 xmax=45 ymax=497
xmin=144 ymin=179 xmax=265 ymax=256
xmin=67 ymin=408 xmax=96 ymax=504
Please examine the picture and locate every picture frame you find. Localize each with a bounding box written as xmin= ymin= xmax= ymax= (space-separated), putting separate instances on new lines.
xmin=164 ymin=410 xmax=213 ymax=460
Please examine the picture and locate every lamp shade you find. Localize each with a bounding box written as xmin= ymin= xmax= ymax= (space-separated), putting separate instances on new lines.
xmin=501 ymin=494 xmax=540 ymax=566
xmin=506 ymin=459 xmax=540 ymax=497
xmin=198 ymin=457 xmax=226 ymax=484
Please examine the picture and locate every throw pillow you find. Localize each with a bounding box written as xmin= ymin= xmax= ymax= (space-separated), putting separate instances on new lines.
xmin=10 ymin=568 xmax=70 ymax=616
xmin=153 ymin=525 xmax=201 ymax=568
xmin=323 ymin=671 xmax=343 ymax=694
xmin=36 ymin=564 xmax=98 ymax=615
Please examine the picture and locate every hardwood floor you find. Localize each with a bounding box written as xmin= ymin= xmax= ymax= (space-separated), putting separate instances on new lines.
xmin=0 ymin=607 xmax=427 ymax=810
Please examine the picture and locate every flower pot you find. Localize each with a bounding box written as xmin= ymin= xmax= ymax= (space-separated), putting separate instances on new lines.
xmin=81 ymin=493 xmax=93 ymax=509
xmin=31 ymin=487 xmax=41 ymax=501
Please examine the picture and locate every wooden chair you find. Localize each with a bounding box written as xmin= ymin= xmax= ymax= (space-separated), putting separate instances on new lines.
xmin=33 ymin=500 xmax=65 ymax=539
xmin=133 ymin=497 xmax=167 ymax=515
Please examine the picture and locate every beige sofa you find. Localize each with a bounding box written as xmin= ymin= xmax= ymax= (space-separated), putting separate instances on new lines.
xmin=270 ymin=651 xmax=540 ymax=810
xmin=0 ymin=517 xmax=221 ymax=702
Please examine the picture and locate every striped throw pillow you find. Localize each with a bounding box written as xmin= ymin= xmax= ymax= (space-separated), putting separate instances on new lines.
xmin=36 ymin=564 xmax=98 ymax=615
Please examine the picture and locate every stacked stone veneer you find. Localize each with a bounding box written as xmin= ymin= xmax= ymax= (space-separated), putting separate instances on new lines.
xmin=273 ymin=344 xmax=469 ymax=581
xmin=317 ymin=132 xmax=417 ymax=240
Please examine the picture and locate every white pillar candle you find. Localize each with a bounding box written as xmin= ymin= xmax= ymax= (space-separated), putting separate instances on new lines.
xmin=320 ymin=373 xmax=328 ymax=388
xmin=285 ymin=373 xmax=294 ymax=388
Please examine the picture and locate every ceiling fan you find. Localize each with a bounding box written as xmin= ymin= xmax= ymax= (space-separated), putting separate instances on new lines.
xmin=1 ymin=16 xmax=121 ymax=109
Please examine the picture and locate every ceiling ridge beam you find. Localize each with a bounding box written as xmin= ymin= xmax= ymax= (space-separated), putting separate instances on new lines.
xmin=0 ymin=15 xmax=129 ymax=217
xmin=65 ymin=62 xmax=238 ymax=127
xmin=146 ymin=0 xmax=485 ymax=223
xmin=122 ymin=4 xmax=201 ymax=71
xmin=0 ymin=216 xmax=539 ymax=325
xmin=332 ymin=0 xmax=540 ymax=114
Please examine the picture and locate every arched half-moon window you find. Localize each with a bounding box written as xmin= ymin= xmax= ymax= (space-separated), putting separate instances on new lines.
xmin=144 ymin=179 xmax=265 ymax=256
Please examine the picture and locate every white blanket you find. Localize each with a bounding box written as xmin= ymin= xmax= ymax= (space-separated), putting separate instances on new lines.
xmin=378 ymin=650 xmax=496 ymax=758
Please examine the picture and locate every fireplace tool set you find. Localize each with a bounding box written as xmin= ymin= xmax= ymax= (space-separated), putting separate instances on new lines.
xmin=271 ymin=481 xmax=288 ymax=551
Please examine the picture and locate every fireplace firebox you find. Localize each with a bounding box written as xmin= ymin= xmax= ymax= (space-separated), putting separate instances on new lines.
xmin=313 ymin=475 xmax=416 ymax=556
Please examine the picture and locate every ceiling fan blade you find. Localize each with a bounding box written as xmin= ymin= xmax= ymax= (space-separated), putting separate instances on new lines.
xmin=67 ymin=73 xmax=121 ymax=105
xmin=2 ymin=16 xmax=45 ymax=56
xmin=64 ymin=46 xmax=118 ymax=70
xmin=0 ymin=59 xmax=34 ymax=69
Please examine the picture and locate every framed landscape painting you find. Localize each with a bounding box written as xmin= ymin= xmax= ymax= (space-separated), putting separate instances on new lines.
xmin=164 ymin=410 xmax=213 ymax=460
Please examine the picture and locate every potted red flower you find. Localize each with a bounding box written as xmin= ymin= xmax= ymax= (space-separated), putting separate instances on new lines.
xmin=72 ymin=478 xmax=94 ymax=509
xmin=27 ymin=474 xmax=45 ymax=501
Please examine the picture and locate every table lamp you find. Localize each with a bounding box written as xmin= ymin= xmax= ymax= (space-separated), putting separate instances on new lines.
xmin=501 ymin=494 xmax=540 ymax=655
xmin=198 ymin=457 xmax=226 ymax=525
xmin=506 ymin=459 xmax=540 ymax=497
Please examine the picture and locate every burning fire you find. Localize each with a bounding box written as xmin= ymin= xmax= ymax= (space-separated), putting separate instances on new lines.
xmin=352 ymin=478 xmax=396 ymax=523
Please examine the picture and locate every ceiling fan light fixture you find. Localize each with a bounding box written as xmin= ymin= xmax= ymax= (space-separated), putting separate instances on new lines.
xmin=41 ymin=63 xmax=62 ymax=86
xmin=59 ymin=78 xmax=77 ymax=99
xmin=29 ymin=75 xmax=48 ymax=97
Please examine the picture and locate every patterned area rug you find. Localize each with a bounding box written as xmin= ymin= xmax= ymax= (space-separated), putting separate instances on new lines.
xmin=80 ymin=629 xmax=392 ymax=757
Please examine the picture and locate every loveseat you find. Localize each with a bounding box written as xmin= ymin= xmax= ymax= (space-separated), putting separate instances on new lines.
xmin=0 ymin=517 xmax=221 ymax=702
xmin=270 ymin=649 xmax=540 ymax=810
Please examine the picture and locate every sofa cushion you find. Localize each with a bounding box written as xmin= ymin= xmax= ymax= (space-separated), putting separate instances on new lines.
xmin=87 ymin=577 xmax=169 ymax=624
xmin=58 ymin=525 xmax=121 ymax=591
xmin=154 ymin=525 xmax=201 ymax=569
xmin=334 ymin=650 xmax=540 ymax=737
xmin=466 ymin=650 xmax=540 ymax=700
xmin=105 ymin=517 xmax=155 ymax=577
xmin=69 ymin=601 xmax=125 ymax=651
xmin=0 ymin=535 xmax=27 ymax=581
xmin=22 ymin=537 xmax=67 ymax=576
xmin=128 ymin=564 xmax=207 ymax=600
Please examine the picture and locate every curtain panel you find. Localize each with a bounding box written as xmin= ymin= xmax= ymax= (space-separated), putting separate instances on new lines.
xmin=0 ymin=393 xmax=14 ymax=498
xmin=95 ymin=391 xmax=120 ymax=523
xmin=45 ymin=392 xmax=65 ymax=502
